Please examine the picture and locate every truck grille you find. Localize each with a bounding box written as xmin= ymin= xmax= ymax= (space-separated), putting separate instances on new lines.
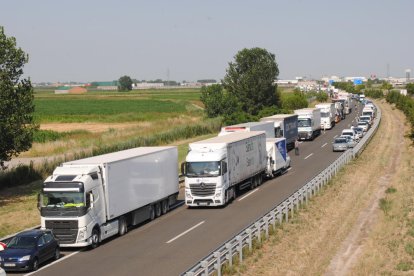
xmin=45 ymin=220 xmax=78 ymax=244
xmin=190 ymin=183 xmax=216 ymax=197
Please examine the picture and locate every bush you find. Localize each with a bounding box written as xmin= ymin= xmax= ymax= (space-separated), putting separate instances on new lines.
xmin=0 ymin=163 xmax=43 ymax=190
xmin=364 ymin=89 xmax=384 ymax=99
xmin=281 ymin=92 xmax=308 ymax=111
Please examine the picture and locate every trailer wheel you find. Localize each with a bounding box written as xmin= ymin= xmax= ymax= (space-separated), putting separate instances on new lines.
xmin=150 ymin=205 xmax=155 ymax=221
xmin=155 ymin=202 xmax=162 ymax=217
xmin=119 ymin=216 xmax=128 ymax=236
xmin=161 ymin=199 xmax=169 ymax=214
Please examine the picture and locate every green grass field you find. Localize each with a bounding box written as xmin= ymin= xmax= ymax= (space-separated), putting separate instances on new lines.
xmin=33 ymin=88 xmax=202 ymax=123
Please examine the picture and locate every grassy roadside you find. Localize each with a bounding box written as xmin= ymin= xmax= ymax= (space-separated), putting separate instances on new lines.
xmin=229 ymin=100 xmax=410 ymax=275
xmin=0 ymin=133 xmax=215 ymax=238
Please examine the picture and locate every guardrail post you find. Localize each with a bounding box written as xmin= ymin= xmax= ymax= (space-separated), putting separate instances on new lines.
xmin=296 ymin=194 xmax=300 ymax=211
xmin=271 ymin=211 xmax=276 ymax=229
xmin=237 ymin=235 xmax=243 ymax=263
xmin=246 ymin=229 xmax=252 ymax=251
xmin=291 ymin=199 xmax=294 ymax=218
xmin=255 ymin=222 xmax=261 ymax=243
xmin=285 ymin=201 xmax=289 ymax=223
xmin=264 ymin=217 xmax=269 ymax=238
xmin=226 ymin=242 xmax=233 ymax=267
xmin=214 ymin=251 xmax=221 ymax=276
xmin=277 ymin=207 xmax=283 ymax=223
xmin=201 ymin=260 xmax=209 ymax=276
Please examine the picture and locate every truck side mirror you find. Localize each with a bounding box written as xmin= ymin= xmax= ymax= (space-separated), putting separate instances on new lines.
xmin=181 ymin=162 xmax=186 ymax=176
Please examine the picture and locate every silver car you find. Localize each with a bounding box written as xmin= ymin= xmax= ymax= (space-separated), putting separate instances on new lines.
xmin=332 ymin=137 xmax=349 ymax=152
xmin=341 ymin=135 xmax=357 ymax=148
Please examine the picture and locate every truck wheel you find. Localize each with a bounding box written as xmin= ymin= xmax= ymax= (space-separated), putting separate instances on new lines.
xmin=150 ymin=205 xmax=155 ymax=221
xmin=258 ymin=175 xmax=263 ymax=186
xmin=161 ymin=199 xmax=169 ymax=214
xmin=155 ymin=202 xmax=162 ymax=217
xmin=90 ymin=228 xmax=100 ymax=249
xmin=119 ymin=216 xmax=128 ymax=236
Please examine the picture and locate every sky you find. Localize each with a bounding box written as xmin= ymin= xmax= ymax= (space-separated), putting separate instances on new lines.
xmin=1 ymin=0 xmax=413 ymax=83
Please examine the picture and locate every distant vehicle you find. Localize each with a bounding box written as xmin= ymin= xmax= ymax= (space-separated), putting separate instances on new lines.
xmin=341 ymin=129 xmax=359 ymax=142
xmin=357 ymin=121 xmax=369 ymax=132
xmin=260 ymin=114 xmax=299 ymax=150
xmin=359 ymin=115 xmax=372 ymax=125
xmin=0 ymin=229 xmax=59 ymax=272
xmin=359 ymin=94 xmax=366 ymax=102
xmin=332 ymin=137 xmax=349 ymax=152
xmin=294 ymin=108 xmax=321 ymax=140
xmin=315 ymin=103 xmax=336 ymax=130
xmin=340 ymin=135 xmax=357 ymax=148
xmin=351 ymin=126 xmax=364 ymax=139
xmin=219 ymin=121 xmax=274 ymax=138
xmin=265 ymin=137 xmax=291 ymax=178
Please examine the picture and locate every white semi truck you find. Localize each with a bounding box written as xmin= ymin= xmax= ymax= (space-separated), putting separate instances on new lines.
xmin=259 ymin=114 xmax=298 ymax=151
xmin=38 ymin=147 xmax=179 ymax=248
xmin=218 ymin=121 xmax=274 ymax=138
xmin=265 ymin=138 xmax=290 ymax=178
xmin=182 ymin=132 xmax=267 ymax=207
xmin=294 ymin=108 xmax=322 ymax=140
xmin=315 ymin=103 xmax=336 ymax=130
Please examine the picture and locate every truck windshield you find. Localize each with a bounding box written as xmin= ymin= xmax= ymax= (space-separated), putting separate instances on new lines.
xmin=298 ymin=118 xmax=311 ymax=127
xmin=42 ymin=192 xmax=85 ymax=208
xmin=186 ymin=161 xmax=220 ymax=177
xmin=320 ymin=112 xmax=330 ymax=117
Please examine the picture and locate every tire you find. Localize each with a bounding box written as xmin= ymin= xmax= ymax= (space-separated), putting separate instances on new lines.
xmin=54 ymin=247 xmax=60 ymax=260
xmin=32 ymin=258 xmax=39 ymax=271
xmin=161 ymin=199 xmax=169 ymax=214
xmin=155 ymin=202 xmax=162 ymax=217
xmin=119 ymin=216 xmax=128 ymax=236
xmin=90 ymin=228 xmax=100 ymax=249
xmin=149 ymin=205 xmax=156 ymax=221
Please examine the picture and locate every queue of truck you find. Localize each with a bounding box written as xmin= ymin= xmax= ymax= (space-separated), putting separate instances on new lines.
xmin=0 ymin=91 xmax=364 ymax=273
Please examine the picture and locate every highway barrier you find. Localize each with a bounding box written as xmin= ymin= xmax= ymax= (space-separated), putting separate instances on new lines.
xmin=183 ymin=104 xmax=381 ymax=276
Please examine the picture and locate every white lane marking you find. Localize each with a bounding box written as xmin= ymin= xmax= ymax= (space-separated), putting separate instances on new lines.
xmin=321 ymin=143 xmax=328 ymax=148
xmin=286 ymin=167 xmax=292 ymax=171
xmin=166 ymin=221 xmax=205 ymax=244
xmin=238 ymin=188 xmax=259 ymax=202
xmin=304 ymin=153 xmax=313 ymax=160
xmin=334 ymin=135 xmax=338 ymax=138
xmin=24 ymin=250 xmax=82 ymax=276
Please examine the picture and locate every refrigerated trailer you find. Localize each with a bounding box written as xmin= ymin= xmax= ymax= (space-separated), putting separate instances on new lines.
xmin=38 ymin=147 xmax=179 ymax=248
xmin=182 ymin=132 xmax=267 ymax=207
xmin=294 ymin=108 xmax=322 ymax=140
xmin=315 ymin=103 xmax=336 ymax=130
xmin=218 ymin=121 xmax=274 ymax=138
xmin=265 ymin=138 xmax=290 ymax=178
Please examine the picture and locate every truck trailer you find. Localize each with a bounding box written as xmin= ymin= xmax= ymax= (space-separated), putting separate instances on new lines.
xmin=265 ymin=138 xmax=290 ymax=178
xmin=315 ymin=103 xmax=336 ymax=130
xmin=218 ymin=121 xmax=274 ymax=138
xmin=38 ymin=147 xmax=179 ymax=248
xmin=294 ymin=108 xmax=322 ymax=140
xmin=182 ymin=132 xmax=267 ymax=207
xmin=259 ymin=114 xmax=298 ymax=150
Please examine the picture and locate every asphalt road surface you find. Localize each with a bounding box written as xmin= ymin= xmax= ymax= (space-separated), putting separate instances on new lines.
xmin=15 ymin=102 xmax=363 ymax=276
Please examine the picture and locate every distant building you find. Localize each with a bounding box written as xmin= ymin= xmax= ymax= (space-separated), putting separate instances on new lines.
xmin=132 ymin=82 xmax=164 ymax=89
xmin=91 ymin=81 xmax=118 ymax=90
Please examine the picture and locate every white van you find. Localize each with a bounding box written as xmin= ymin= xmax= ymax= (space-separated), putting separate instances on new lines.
xmin=341 ymin=128 xmax=359 ymax=142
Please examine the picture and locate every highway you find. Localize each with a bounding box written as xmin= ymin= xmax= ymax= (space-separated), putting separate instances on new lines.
xmin=21 ymin=102 xmax=361 ymax=276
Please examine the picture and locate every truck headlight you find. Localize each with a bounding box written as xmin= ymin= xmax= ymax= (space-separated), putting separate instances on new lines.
xmin=215 ymin=192 xmax=221 ymax=198
xmin=19 ymin=255 xmax=31 ymax=261
xmin=78 ymin=228 xmax=86 ymax=240
xmin=185 ymin=191 xmax=192 ymax=199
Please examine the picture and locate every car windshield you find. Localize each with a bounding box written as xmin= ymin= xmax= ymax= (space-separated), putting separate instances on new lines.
xmin=334 ymin=138 xmax=347 ymax=144
xmin=298 ymin=118 xmax=311 ymax=127
xmin=42 ymin=192 xmax=85 ymax=208
xmin=7 ymin=236 xmax=36 ymax=249
xmin=342 ymin=132 xmax=353 ymax=136
xmin=186 ymin=161 xmax=220 ymax=177
xmin=358 ymin=121 xmax=368 ymax=125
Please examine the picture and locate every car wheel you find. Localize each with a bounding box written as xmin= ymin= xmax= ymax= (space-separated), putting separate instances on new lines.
xmin=90 ymin=228 xmax=100 ymax=249
xmin=32 ymin=258 xmax=39 ymax=271
xmin=54 ymin=247 xmax=60 ymax=260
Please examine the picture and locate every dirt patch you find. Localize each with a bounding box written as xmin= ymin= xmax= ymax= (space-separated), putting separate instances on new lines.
xmin=238 ymin=100 xmax=409 ymax=275
xmin=40 ymin=122 xmax=152 ymax=133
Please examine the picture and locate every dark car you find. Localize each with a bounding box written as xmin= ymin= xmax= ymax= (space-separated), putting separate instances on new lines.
xmin=0 ymin=229 xmax=59 ymax=272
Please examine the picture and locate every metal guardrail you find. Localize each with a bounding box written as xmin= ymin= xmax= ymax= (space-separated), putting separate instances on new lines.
xmin=183 ymin=104 xmax=381 ymax=276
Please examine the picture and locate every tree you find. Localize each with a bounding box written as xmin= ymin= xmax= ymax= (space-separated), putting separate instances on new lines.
xmin=200 ymin=84 xmax=239 ymax=118
xmin=0 ymin=26 xmax=36 ymax=169
xmin=118 ymin=75 xmax=133 ymax=91
xmin=222 ymin=48 xmax=280 ymax=115
xmin=406 ymin=83 xmax=414 ymax=96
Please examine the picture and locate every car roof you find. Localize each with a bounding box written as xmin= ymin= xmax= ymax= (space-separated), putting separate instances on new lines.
xmin=16 ymin=229 xmax=49 ymax=238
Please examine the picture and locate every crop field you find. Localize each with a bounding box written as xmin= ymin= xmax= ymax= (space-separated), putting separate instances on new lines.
xmin=34 ymin=88 xmax=202 ymax=123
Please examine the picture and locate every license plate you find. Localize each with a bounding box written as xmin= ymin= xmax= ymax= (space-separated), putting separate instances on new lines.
xmin=4 ymin=263 xmax=16 ymax=267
